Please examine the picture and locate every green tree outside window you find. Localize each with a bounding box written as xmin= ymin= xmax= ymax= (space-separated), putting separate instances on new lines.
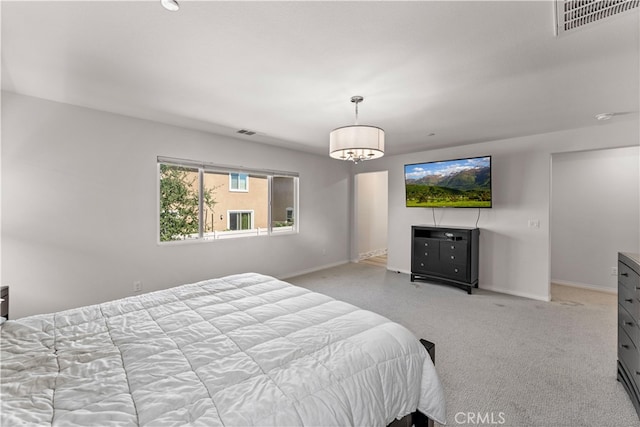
xmin=159 ymin=164 xmax=217 ymax=241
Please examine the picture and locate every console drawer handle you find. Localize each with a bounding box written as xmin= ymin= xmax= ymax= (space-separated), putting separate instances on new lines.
xmin=621 ymin=344 xmax=630 ymax=349
xmin=624 ymin=321 xmax=634 ymax=326
xmin=621 ymin=272 xmax=629 ymax=277
xmin=625 ymin=298 xmax=633 ymax=303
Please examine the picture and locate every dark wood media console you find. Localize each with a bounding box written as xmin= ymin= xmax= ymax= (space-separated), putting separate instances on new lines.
xmin=411 ymin=225 xmax=479 ymax=294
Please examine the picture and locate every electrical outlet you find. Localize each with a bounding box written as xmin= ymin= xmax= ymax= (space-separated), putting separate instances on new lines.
xmin=611 ymin=267 xmax=618 ymax=276
xmin=528 ymin=219 xmax=540 ymax=228
xmin=133 ymin=281 xmax=143 ymax=293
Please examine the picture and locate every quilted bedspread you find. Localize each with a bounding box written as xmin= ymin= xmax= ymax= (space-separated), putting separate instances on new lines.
xmin=1 ymin=273 xmax=446 ymax=426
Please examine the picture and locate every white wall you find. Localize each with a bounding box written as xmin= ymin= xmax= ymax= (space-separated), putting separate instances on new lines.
xmin=1 ymin=93 xmax=352 ymax=318
xmin=551 ymin=146 xmax=640 ymax=292
xmin=3 ymin=92 xmax=638 ymax=317
xmin=355 ymin=171 xmax=388 ymax=260
xmin=356 ymin=117 xmax=639 ymax=301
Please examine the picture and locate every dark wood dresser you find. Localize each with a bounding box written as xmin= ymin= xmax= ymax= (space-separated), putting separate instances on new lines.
xmin=618 ymin=252 xmax=640 ymax=419
xmin=410 ymin=225 xmax=479 ymax=294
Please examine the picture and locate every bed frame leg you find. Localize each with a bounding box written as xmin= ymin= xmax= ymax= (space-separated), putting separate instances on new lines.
xmin=419 ymin=339 xmax=435 ymax=363
xmin=412 ymin=410 xmax=435 ymax=427
xmin=416 ymin=339 xmax=436 ymax=427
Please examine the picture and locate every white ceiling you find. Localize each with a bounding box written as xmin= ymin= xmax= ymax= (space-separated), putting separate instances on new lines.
xmin=2 ymin=1 xmax=638 ymax=156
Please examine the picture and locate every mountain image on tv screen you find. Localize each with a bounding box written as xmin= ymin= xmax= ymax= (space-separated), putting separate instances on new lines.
xmin=404 ymin=156 xmax=492 ymax=208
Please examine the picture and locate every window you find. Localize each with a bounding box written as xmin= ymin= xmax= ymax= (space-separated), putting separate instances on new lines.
xmin=158 ymin=157 xmax=298 ymax=242
xmin=229 ymin=173 xmax=248 ymax=192
xmin=272 ymin=176 xmax=296 ymax=230
xmin=228 ymin=211 xmax=253 ymax=230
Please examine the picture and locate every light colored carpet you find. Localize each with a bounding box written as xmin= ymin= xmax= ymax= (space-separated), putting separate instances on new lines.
xmin=287 ymin=262 xmax=637 ymax=427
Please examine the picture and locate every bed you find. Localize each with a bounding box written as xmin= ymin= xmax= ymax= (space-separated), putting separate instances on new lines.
xmin=1 ymin=272 xmax=446 ymax=426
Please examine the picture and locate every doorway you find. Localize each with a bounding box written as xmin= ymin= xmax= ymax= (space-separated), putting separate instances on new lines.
xmin=354 ymin=171 xmax=388 ymax=266
xmin=550 ymin=146 xmax=639 ymax=300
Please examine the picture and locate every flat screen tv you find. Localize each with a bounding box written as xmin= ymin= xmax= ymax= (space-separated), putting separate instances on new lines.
xmin=404 ymin=156 xmax=492 ymax=208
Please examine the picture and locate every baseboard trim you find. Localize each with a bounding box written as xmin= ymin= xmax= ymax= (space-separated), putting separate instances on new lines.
xmin=551 ymin=279 xmax=617 ymax=295
xmin=387 ymin=266 xmax=411 ymax=275
xmin=338 ymin=264 xmax=555 ymax=302
xmin=390 ymin=268 xmax=551 ymax=301
xmin=280 ymin=260 xmax=349 ymax=280
xmin=480 ymin=285 xmax=551 ymax=302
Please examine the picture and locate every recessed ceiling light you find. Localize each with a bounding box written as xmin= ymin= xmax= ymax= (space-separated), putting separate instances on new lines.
xmin=595 ymin=112 xmax=631 ymax=121
xmin=161 ymin=0 xmax=179 ymax=12
xmin=595 ymin=113 xmax=614 ymax=121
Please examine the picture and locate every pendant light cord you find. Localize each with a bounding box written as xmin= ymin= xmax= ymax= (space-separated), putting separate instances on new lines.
xmin=351 ymin=95 xmax=363 ymax=125
xmin=354 ymin=100 xmax=359 ymax=125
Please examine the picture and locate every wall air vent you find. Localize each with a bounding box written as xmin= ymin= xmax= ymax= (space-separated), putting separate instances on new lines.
xmin=237 ymin=129 xmax=256 ymax=136
xmin=555 ymin=0 xmax=639 ymax=36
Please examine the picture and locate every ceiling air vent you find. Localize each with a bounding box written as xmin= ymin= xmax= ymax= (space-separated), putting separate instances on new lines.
xmin=237 ymin=129 xmax=256 ymax=136
xmin=555 ymin=0 xmax=639 ymax=35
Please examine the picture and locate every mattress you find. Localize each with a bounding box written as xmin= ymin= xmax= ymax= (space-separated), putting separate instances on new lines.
xmin=1 ymin=273 xmax=446 ymax=426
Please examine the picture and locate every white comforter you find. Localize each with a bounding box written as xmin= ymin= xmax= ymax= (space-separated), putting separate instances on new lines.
xmin=1 ymin=273 xmax=446 ymax=426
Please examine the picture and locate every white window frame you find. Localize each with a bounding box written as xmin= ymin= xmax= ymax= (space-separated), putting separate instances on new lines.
xmin=229 ymin=173 xmax=249 ymax=192
xmin=157 ymin=156 xmax=299 ymax=244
